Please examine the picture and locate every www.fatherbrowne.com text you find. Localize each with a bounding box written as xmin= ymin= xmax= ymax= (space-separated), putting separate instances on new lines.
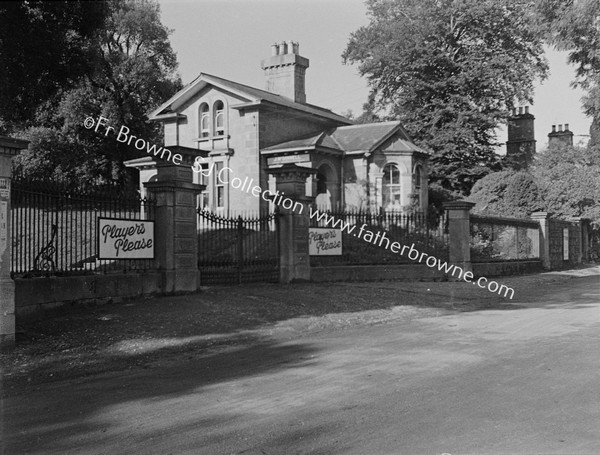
xmin=191 ymin=156 xmax=515 ymax=300
xmin=309 ymin=211 xmax=515 ymax=299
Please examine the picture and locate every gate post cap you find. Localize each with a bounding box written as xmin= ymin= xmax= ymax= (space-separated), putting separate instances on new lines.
xmin=530 ymin=211 xmax=549 ymax=219
xmin=442 ymin=200 xmax=475 ymax=211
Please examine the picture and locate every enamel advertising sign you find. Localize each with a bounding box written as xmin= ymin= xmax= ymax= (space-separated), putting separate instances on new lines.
xmin=308 ymin=228 xmax=342 ymax=256
xmin=98 ymin=218 xmax=154 ymax=260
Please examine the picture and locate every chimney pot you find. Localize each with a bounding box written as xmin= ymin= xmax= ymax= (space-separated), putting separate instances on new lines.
xmin=559 ymin=124 xmax=563 ymax=132
xmin=519 ymin=107 xmax=524 ymax=115
xmin=287 ymin=40 xmax=295 ymax=54
xmin=565 ymin=123 xmax=569 ymax=131
xmin=525 ymin=106 xmax=529 ymax=114
xmin=262 ymin=40 xmax=309 ymax=103
xmin=552 ymin=125 xmax=556 ymax=132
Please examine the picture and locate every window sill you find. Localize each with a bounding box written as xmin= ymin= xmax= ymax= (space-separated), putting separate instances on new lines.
xmin=194 ymin=135 xmax=230 ymax=142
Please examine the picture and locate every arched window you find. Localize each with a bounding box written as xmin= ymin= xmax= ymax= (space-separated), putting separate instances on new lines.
xmin=213 ymin=100 xmax=225 ymax=136
xmin=382 ymin=163 xmax=401 ymax=210
xmin=414 ymin=165 xmax=423 ymax=190
xmin=199 ymin=103 xmax=210 ymax=137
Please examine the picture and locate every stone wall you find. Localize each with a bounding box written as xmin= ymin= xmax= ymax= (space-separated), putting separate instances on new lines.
xmin=311 ymin=264 xmax=445 ymax=282
xmin=15 ymin=272 xmax=162 ymax=321
xmin=311 ymin=259 xmax=542 ymax=283
xmin=472 ymin=260 xmax=542 ymax=278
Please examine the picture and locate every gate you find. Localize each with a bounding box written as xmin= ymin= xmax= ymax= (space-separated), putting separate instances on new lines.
xmin=197 ymin=209 xmax=279 ymax=284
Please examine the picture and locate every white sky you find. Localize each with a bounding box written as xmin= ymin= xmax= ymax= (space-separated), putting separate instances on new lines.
xmin=157 ymin=0 xmax=591 ymax=149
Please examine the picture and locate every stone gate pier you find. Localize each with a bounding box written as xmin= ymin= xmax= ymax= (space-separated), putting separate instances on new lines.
xmin=0 ymin=137 xmax=29 ymax=350
xmin=268 ymin=163 xmax=317 ymax=283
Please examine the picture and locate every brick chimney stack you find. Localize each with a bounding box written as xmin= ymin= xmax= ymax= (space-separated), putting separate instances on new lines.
xmin=261 ymin=41 xmax=309 ymax=103
xmin=548 ymin=123 xmax=574 ymax=147
xmin=506 ymin=105 xmax=536 ymax=169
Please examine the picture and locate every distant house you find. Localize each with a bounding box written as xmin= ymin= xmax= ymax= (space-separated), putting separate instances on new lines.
xmin=126 ymin=41 xmax=430 ymax=215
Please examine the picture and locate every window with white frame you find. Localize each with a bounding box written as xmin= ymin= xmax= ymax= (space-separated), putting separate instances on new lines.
xmin=199 ymin=103 xmax=210 ymax=137
xmin=214 ymin=100 xmax=225 ymax=136
xmin=382 ymin=163 xmax=401 ymax=210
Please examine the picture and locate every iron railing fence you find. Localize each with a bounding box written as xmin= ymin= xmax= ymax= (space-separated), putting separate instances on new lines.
xmin=197 ymin=209 xmax=279 ymax=285
xmin=11 ymin=178 xmax=156 ymax=277
xmin=470 ymin=214 xmax=540 ymax=262
xmin=308 ymin=207 xmax=449 ymax=266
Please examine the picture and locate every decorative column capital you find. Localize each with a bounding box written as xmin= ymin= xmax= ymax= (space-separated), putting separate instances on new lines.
xmin=0 ymin=137 xmax=29 ymax=157
xmin=144 ymin=180 xmax=205 ymax=194
xmin=443 ymin=200 xmax=476 ymax=211
xmin=530 ymin=211 xmax=549 ymax=220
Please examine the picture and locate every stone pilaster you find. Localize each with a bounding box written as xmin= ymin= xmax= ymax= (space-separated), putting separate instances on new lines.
xmin=531 ymin=212 xmax=550 ymax=270
xmin=0 ymin=137 xmax=28 ymax=351
xmin=268 ymin=164 xmax=317 ymax=283
xmin=443 ymin=201 xmax=475 ymax=278
xmin=568 ymin=217 xmax=584 ymax=264
xmin=580 ymin=218 xmax=591 ymax=262
xmin=144 ymin=153 xmax=204 ymax=293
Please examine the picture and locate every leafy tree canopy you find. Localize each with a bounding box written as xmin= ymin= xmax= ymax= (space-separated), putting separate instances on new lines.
xmin=343 ymin=0 xmax=548 ymax=196
xmin=470 ymin=143 xmax=600 ymax=227
xmin=468 ymin=170 xmax=544 ymax=218
xmin=536 ymin=0 xmax=600 ymax=144
xmin=0 ymin=1 xmax=108 ymax=131
xmin=533 ymin=143 xmax=600 ymax=224
xmin=9 ymin=0 xmax=181 ymax=188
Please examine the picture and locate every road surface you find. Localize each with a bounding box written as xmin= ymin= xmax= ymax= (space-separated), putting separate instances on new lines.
xmin=3 ymin=270 xmax=600 ymax=454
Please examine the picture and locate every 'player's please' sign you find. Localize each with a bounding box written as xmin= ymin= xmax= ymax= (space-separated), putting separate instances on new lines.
xmin=98 ymin=218 xmax=154 ymax=259
xmin=308 ymin=228 xmax=342 ymax=256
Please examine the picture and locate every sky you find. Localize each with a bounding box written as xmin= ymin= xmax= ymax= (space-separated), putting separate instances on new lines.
xmin=157 ymin=0 xmax=591 ymax=149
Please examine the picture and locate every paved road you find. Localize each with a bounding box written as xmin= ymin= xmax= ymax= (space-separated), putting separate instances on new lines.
xmin=3 ymin=271 xmax=600 ymax=454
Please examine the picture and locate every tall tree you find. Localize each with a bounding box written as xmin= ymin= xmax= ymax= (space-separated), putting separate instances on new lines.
xmin=343 ymin=0 xmax=548 ymax=196
xmin=57 ymin=0 xmax=181 ymax=166
xmin=533 ymin=143 xmax=600 ymax=225
xmin=12 ymin=0 xmax=181 ymax=187
xmin=0 ymin=1 xmax=108 ymax=132
xmin=536 ymin=0 xmax=600 ymax=145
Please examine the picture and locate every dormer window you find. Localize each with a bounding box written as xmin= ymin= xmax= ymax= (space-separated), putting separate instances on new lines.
xmin=199 ymin=103 xmax=210 ymax=138
xmin=214 ymin=100 xmax=224 ymax=136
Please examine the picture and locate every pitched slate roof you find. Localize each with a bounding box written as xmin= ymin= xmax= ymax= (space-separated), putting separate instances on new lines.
xmin=262 ymin=121 xmax=431 ymax=155
xmin=149 ymin=73 xmax=352 ymax=125
xmin=330 ymin=121 xmax=401 ymax=151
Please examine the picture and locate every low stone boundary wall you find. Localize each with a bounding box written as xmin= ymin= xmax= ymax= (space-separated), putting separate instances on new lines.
xmin=311 ymin=264 xmax=445 ymax=282
xmin=472 ymin=260 xmax=542 ymax=277
xmin=15 ymin=272 xmax=162 ymax=320
xmin=312 ymin=260 xmax=542 ymax=283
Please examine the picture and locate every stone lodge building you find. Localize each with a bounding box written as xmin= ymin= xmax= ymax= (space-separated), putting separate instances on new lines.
xmin=126 ymin=41 xmax=431 ymax=215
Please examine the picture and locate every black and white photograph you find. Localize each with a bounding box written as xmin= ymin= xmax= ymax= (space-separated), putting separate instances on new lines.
xmin=1 ymin=0 xmax=599 ymax=453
